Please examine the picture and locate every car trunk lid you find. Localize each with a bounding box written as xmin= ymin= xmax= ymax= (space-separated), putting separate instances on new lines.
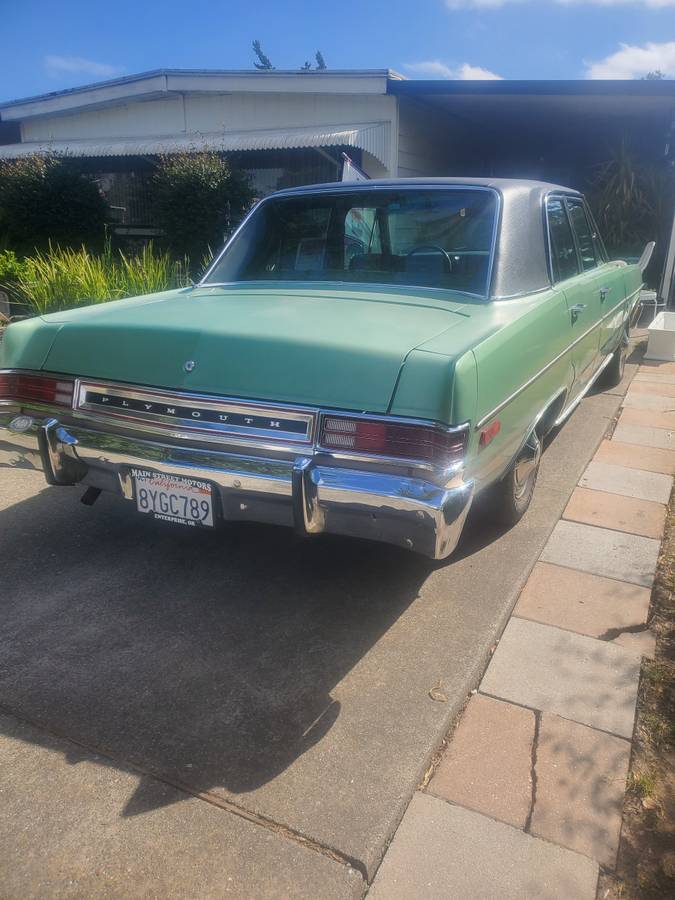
xmin=41 ymin=284 xmax=470 ymax=413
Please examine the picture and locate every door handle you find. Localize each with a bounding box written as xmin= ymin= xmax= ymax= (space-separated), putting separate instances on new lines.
xmin=570 ymin=303 xmax=586 ymax=322
xmin=600 ymin=287 xmax=611 ymax=302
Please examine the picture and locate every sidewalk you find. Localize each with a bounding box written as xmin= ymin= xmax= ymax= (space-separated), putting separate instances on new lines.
xmin=369 ymin=353 xmax=672 ymax=899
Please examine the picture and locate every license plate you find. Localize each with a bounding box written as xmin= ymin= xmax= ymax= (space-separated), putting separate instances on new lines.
xmin=131 ymin=468 xmax=214 ymax=528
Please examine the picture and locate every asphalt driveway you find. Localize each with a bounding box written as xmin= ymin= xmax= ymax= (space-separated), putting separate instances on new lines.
xmin=0 ymin=379 xmax=629 ymax=898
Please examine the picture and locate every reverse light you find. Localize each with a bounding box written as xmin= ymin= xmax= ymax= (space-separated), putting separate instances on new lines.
xmin=0 ymin=372 xmax=75 ymax=408
xmin=319 ymin=414 xmax=467 ymax=467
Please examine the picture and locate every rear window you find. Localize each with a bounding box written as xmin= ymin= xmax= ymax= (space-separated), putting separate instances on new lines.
xmin=205 ymin=187 xmax=498 ymax=298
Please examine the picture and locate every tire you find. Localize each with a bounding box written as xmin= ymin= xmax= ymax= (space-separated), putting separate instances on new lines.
xmin=489 ymin=431 xmax=542 ymax=527
xmin=600 ymin=340 xmax=627 ymax=389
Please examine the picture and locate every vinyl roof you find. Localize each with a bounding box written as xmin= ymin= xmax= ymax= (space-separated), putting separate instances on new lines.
xmin=274 ymin=176 xmax=580 ymax=197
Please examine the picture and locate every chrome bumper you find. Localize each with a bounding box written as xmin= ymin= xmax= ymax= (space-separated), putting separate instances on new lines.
xmin=0 ymin=409 xmax=473 ymax=559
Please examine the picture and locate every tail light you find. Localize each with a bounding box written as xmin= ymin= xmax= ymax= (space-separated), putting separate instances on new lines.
xmin=0 ymin=372 xmax=74 ymax=408
xmin=319 ymin=414 xmax=467 ymax=467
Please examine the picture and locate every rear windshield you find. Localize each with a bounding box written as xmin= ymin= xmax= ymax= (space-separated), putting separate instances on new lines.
xmin=204 ymin=187 xmax=498 ymax=297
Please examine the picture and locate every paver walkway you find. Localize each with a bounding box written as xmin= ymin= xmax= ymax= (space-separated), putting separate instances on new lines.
xmin=370 ymin=352 xmax=672 ymax=898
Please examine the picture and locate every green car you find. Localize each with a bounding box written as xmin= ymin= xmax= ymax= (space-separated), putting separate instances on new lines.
xmin=0 ymin=179 xmax=645 ymax=559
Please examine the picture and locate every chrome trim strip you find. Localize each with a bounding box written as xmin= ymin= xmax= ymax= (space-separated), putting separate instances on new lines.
xmin=474 ymin=286 xmax=642 ymax=430
xmin=74 ymin=379 xmax=316 ymax=445
xmin=553 ymin=351 xmax=614 ymax=427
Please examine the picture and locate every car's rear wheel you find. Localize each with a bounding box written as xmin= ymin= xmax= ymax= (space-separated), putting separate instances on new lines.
xmin=490 ymin=431 xmax=542 ymax=527
xmin=600 ymin=339 xmax=627 ymax=389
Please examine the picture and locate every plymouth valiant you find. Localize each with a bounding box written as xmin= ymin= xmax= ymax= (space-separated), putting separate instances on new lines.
xmin=0 ymin=178 xmax=646 ymax=559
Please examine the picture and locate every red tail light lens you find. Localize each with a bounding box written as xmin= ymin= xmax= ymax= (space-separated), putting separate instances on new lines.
xmin=0 ymin=372 xmax=74 ymax=407
xmin=319 ymin=414 xmax=467 ymax=467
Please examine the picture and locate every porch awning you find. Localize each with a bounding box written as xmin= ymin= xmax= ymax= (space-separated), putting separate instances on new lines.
xmin=0 ymin=121 xmax=391 ymax=167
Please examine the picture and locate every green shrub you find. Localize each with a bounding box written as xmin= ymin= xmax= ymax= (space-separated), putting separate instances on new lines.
xmin=0 ymin=155 xmax=109 ymax=255
xmin=13 ymin=243 xmax=190 ymax=315
xmin=0 ymin=249 xmax=29 ymax=314
xmin=153 ymin=152 xmax=252 ymax=263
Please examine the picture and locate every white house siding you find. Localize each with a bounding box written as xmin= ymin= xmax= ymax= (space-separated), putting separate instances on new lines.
xmin=396 ymin=97 xmax=456 ymax=178
xmin=21 ymin=92 xmax=398 ymax=174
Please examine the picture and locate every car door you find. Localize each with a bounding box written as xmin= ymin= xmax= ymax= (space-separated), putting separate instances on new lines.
xmin=581 ymin=200 xmax=628 ymax=358
xmin=565 ymin=196 xmax=625 ymax=376
xmin=546 ymin=196 xmax=601 ymax=398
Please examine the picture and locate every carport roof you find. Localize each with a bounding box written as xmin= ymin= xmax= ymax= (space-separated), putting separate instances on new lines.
xmin=387 ymin=78 xmax=675 ymax=127
xmin=387 ymin=78 xmax=675 ymax=97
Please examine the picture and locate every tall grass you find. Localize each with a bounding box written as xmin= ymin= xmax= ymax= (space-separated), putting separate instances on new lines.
xmin=11 ymin=243 xmax=191 ymax=315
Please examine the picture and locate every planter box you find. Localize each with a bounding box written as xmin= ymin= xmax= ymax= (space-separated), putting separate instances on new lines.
xmin=645 ymin=311 xmax=675 ymax=361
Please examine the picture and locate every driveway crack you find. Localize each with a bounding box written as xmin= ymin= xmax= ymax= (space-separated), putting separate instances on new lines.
xmin=524 ymin=709 xmax=541 ymax=834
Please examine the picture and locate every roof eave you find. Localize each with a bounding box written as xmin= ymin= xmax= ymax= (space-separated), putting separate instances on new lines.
xmin=0 ymin=69 xmax=404 ymax=122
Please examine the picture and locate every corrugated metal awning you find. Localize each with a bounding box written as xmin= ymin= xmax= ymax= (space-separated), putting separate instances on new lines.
xmin=0 ymin=121 xmax=391 ymax=167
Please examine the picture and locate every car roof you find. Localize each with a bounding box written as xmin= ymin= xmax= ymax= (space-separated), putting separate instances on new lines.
xmin=272 ymin=177 xmax=581 ymax=202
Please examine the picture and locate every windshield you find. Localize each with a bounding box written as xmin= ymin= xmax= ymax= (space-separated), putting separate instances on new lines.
xmin=204 ymin=187 xmax=498 ymax=297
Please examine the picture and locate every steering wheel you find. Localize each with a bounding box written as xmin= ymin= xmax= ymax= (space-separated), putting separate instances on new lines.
xmin=406 ymin=244 xmax=453 ymax=272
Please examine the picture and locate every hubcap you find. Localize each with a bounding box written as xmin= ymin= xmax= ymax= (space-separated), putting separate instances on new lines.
xmin=513 ymin=433 xmax=542 ymax=501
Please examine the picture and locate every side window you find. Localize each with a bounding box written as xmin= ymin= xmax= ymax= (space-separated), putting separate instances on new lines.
xmin=586 ymin=204 xmax=608 ymax=263
xmin=547 ymin=198 xmax=579 ymax=282
xmin=567 ymin=199 xmax=597 ymax=271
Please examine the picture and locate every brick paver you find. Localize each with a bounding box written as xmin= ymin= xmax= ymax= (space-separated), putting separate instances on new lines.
xmin=514 ymin=562 xmax=651 ymax=642
xmin=531 ymin=714 xmax=631 ymax=868
xmin=480 ymin=618 xmax=640 ymax=738
xmin=368 ymin=794 xmax=599 ymax=900
xmin=428 ymin=694 xmax=534 ymax=829
xmin=594 ymin=439 xmax=675 ymax=475
xmin=629 ymin=380 xmax=675 ymax=398
xmin=541 ymin=520 xmax=660 ymax=587
xmin=633 ymin=372 xmax=675 ymax=385
xmin=639 ymin=360 xmax=675 ymax=375
xmin=619 ymin=406 xmax=675 ymax=431
xmin=612 ymin=422 xmax=675 ymax=451
xmin=579 ymin=460 xmax=672 ymax=504
xmin=623 ymin=392 xmax=675 ymax=412
xmin=563 ymin=487 xmax=666 ymax=539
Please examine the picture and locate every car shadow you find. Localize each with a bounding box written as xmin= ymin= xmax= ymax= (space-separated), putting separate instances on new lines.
xmin=0 ymin=479 xmax=501 ymax=818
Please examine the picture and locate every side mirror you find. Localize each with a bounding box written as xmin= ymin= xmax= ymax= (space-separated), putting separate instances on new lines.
xmin=639 ymin=241 xmax=656 ymax=274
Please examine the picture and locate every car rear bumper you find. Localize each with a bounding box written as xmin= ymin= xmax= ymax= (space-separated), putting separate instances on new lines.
xmin=0 ymin=409 xmax=473 ymax=560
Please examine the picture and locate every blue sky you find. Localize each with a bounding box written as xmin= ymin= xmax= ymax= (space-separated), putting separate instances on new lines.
xmin=2 ymin=0 xmax=675 ymax=103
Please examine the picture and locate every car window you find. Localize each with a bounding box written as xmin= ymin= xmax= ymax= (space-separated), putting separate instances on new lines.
xmin=547 ymin=198 xmax=579 ymax=282
xmin=567 ymin=199 xmax=597 ymax=272
xmin=585 ymin=204 xmax=608 ymax=263
xmin=205 ymin=188 xmax=499 ymax=298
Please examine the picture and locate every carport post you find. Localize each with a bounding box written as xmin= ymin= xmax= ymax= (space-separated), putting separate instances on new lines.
xmin=659 ymin=212 xmax=675 ymax=310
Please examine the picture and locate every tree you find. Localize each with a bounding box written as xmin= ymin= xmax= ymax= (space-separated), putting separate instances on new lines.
xmin=0 ymin=154 xmax=108 ymax=254
xmin=315 ymin=51 xmax=327 ymax=70
xmin=252 ymin=40 xmax=274 ymax=70
xmin=152 ymin=152 xmax=253 ymax=264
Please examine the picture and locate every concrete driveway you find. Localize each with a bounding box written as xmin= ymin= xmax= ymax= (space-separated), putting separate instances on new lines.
xmin=0 ymin=381 xmax=628 ymax=898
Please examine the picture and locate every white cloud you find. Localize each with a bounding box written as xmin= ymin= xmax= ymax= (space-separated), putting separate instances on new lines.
xmin=445 ymin=1 xmax=675 ymax=8
xmin=586 ymin=40 xmax=675 ymax=77
xmin=405 ymin=60 xmax=503 ymax=79
xmin=44 ymin=55 xmax=124 ymax=80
